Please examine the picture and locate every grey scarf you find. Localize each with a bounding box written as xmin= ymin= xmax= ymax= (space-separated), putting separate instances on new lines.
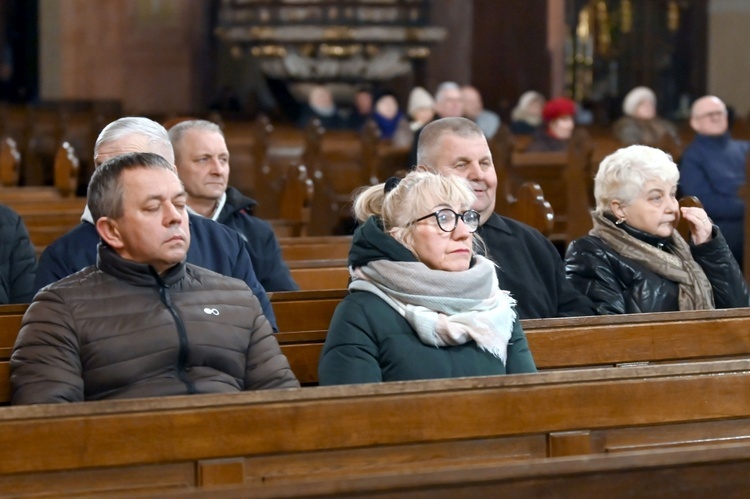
xmin=349 ymin=256 xmax=518 ymax=362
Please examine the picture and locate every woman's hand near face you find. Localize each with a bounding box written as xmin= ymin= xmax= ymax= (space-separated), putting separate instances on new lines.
xmin=680 ymin=207 xmax=712 ymax=245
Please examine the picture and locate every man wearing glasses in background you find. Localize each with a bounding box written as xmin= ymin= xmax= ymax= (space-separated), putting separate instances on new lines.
xmin=680 ymin=95 xmax=750 ymax=266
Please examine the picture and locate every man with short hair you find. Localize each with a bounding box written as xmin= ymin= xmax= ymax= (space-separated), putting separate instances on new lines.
xmin=35 ymin=117 xmax=278 ymax=329
xmin=11 ymin=152 xmax=299 ymax=404
xmin=461 ymin=85 xmax=500 ymax=139
xmin=416 ymin=117 xmax=596 ymax=319
xmin=680 ymin=95 xmax=750 ymax=265
xmin=168 ymin=119 xmax=297 ymax=292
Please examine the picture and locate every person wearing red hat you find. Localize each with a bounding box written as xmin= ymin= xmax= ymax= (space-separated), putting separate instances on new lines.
xmin=526 ymin=97 xmax=577 ymax=152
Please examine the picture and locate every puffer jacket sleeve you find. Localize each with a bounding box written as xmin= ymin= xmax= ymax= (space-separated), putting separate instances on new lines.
xmin=244 ymin=310 xmax=300 ymax=390
xmin=10 ymin=289 xmax=84 ymax=404
xmin=565 ymin=237 xmax=629 ymax=315
xmin=505 ymin=320 xmax=537 ymax=374
xmin=318 ymin=296 xmax=383 ymax=385
xmin=691 ymin=226 xmax=750 ymax=309
xmin=5 ymin=211 xmax=37 ymax=303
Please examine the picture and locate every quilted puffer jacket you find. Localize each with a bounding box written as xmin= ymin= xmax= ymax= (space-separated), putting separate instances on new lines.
xmin=565 ymin=222 xmax=750 ymax=314
xmin=11 ymin=245 xmax=299 ymax=404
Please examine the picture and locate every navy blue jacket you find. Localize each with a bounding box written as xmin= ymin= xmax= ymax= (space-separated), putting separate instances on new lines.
xmin=679 ymin=133 xmax=750 ymax=265
xmin=217 ymin=187 xmax=298 ymax=292
xmin=35 ymin=214 xmax=277 ymax=330
xmin=0 ymin=205 xmax=37 ymax=304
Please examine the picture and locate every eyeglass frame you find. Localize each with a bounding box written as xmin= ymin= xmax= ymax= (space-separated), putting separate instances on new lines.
xmin=411 ymin=208 xmax=480 ymax=233
xmin=693 ymin=109 xmax=727 ymax=121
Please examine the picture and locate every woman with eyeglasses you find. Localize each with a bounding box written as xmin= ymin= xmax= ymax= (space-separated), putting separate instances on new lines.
xmin=318 ymin=171 xmax=536 ymax=385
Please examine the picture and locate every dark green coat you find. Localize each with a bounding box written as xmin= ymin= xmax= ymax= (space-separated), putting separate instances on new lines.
xmin=318 ymin=217 xmax=537 ymax=385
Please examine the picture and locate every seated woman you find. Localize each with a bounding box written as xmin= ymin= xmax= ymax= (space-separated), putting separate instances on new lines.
xmin=613 ymin=86 xmax=679 ymax=147
xmin=525 ymin=97 xmax=576 ymax=152
xmin=318 ymin=171 xmax=536 ymax=385
xmin=510 ymin=91 xmax=545 ymax=135
xmin=565 ymin=145 xmax=749 ymax=314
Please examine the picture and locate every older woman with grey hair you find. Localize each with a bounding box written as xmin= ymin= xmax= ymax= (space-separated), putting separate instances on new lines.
xmin=613 ymin=86 xmax=679 ymax=146
xmin=565 ymin=145 xmax=748 ymax=314
xmin=318 ymin=170 xmax=536 ymax=385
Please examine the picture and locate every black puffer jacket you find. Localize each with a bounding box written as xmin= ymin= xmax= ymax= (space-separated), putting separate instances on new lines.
xmin=0 ymin=204 xmax=36 ymax=304
xmin=565 ymin=222 xmax=750 ymax=314
xmin=11 ymin=245 xmax=299 ymax=404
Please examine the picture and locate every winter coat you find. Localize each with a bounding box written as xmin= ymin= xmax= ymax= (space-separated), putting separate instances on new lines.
xmin=679 ymin=133 xmax=750 ymax=265
xmin=565 ymin=222 xmax=750 ymax=314
xmin=11 ymin=245 xmax=299 ymax=404
xmin=477 ymin=213 xmax=596 ymax=319
xmin=217 ymin=187 xmax=298 ymax=292
xmin=0 ymin=205 xmax=36 ymax=304
xmin=34 ymin=213 xmax=277 ymax=330
xmin=318 ymin=217 xmax=537 ymax=385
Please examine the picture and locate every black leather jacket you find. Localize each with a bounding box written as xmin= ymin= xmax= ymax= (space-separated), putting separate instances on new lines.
xmin=565 ymin=221 xmax=750 ymax=314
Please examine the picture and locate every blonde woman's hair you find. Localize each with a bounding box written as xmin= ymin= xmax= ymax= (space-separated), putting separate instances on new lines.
xmin=594 ymin=144 xmax=679 ymax=214
xmin=353 ymin=170 xmax=484 ymax=256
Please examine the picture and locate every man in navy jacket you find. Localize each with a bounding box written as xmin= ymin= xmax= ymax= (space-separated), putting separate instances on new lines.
xmin=168 ymin=119 xmax=297 ymax=292
xmin=680 ymin=95 xmax=750 ymax=266
xmin=35 ymin=117 xmax=278 ymax=330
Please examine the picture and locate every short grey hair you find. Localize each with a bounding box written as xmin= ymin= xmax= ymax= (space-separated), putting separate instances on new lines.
xmin=168 ymin=120 xmax=224 ymax=162
xmin=88 ymin=152 xmax=177 ymax=222
xmin=94 ymin=117 xmax=175 ymax=164
xmin=416 ymin=117 xmax=486 ymax=167
xmin=594 ymin=145 xmax=679 ymax=214
xmin=435 ymin=81 xmax=461 ymax=102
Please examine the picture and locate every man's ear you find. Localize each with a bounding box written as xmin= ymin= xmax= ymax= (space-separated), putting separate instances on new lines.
xmin=414 ymin=164 xmax=429 ymax=172
xmin=96 ymin=218 xmax=125 ymax=249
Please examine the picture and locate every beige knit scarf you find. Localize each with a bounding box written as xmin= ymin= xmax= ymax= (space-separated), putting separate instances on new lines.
xmin=349 ymin=256 xmax=517 ymax=362
xmin=590 ymin=212 xmax=715 ymax=310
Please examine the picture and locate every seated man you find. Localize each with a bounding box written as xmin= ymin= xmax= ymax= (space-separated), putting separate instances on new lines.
xmin=11 ymin=152 xmax=299 ymax=404
xmin=168 ymin=120 xmax=297 ymax=292
xmin=461 ymin=85 xmax=500 ymax=139
xmin=34 ymin=117 xmax=278 ymax=330
xmin=680 ymin=95 xmax=749 ymax=266
xmin=416 ymin=117 xmax=596 ymax=319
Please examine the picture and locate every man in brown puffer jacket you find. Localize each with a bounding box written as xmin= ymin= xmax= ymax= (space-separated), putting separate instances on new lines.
xmin=10 ymin=152 xmax=299 ymax=404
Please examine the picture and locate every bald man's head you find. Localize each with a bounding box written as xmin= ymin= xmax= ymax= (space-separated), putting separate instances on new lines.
xmin=690 ymin=96 xmax=728 ymax=136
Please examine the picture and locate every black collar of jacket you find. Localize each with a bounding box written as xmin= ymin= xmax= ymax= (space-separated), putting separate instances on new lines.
xmin=219 ymin=186 xmax=259 ymax=221
xmin=479 ymin=212 xmax=514 ymax=235
xmin=96 ymin=244 xmax=186 ymax=287
xmin=603 ymin=212 xmax=673 ymax=250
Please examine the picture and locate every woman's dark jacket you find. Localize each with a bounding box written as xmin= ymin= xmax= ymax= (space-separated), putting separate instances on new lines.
xmin=0 ymin=205 xmax=36 ymax=304
xmin=318 ymin=217 xmax=537 ymax=385
xmin=565 ymin=221 xmax=750 ymax=314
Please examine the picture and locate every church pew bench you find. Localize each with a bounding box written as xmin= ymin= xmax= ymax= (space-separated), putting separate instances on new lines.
xmin=4 ymin=298 xmax=750 ymax=389
xmin=1 ymin=360 xmax=750 ymax=496
xmin=278 ymin=235 xmax=352 ymax=261
xmin=124 ymin=440 xmax=750 ymax=498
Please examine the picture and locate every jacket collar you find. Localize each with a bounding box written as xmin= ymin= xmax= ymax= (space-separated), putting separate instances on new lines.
xmin=604 ymin=212 xmax=672 ymax=250
xmin=218 ymin=186 xmax=258 ymax=221
xmin=96 ymin=244 xmax=186 ymax=287
xmin=478 ymin=212 xmax=514 ymax=235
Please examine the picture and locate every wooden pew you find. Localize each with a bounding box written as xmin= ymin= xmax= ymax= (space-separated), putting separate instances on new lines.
xmin=492 ymin=127 xmax=594 ymax=244
xmin=288 ymin=259 xmax=349 ymax=290
xmin=1 ymin=360 xmax=750 ymax=495
xmin=4 ymin=296 xmax=750 ymax=388
xmin=147 ymin=440 xmax=750 ymax=497
xmin=278 ymin=235 xmax=352 ymax=261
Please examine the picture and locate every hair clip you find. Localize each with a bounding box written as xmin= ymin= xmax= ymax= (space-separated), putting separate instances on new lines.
xmin=384 ymin=176 xmax=401 ymax=194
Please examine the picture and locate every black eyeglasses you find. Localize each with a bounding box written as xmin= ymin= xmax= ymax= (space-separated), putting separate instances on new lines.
xmin=412 ymin=208 xmax=480 ymax=233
